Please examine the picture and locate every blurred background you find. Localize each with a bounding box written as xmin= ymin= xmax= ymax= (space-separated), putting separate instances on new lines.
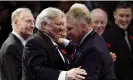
xmin=0 ymin=1 xmax=133 ymax=47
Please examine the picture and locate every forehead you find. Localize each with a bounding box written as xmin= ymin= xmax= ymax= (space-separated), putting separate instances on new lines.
xmin=92 ymin=14 xmax=106 ymax=21
xmin=92 ymin=11 xmax=107 ymax=21
xmin=115 ymin=8 xmax=132 ymax=15
xmin=51 ymin=16 xmax=66 ymax=23
xmin=19 ymin=11 xmax=34 ymax=20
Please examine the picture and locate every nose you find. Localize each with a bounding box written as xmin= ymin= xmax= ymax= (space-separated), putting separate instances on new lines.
xmin=31 ymin=22 xmax=35 ymax=28
xmin=97 ymin=22 xmax=102 ymax=28
xmin=62 ymin=32 xmax=67 ymax=38
xmin=122 ymin=16 xmax=127 ymax=21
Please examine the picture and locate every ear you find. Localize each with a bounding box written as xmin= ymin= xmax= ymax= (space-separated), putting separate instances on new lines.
xmin=14 ymin=19 xmax=18 ymax=25
xmin=41 ymin=21 xmax=47 ymax=27
xmin=113 ymin=11 xmax=116 ymax=19
xmin=80 ymin=22 xmax=87 ymax=33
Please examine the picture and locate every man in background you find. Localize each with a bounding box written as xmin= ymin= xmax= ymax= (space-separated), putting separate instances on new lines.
xmin=0 ymin=8 xmax=35 ymax=80
xmin=91 ymin=8 xmax=116 ymax=61
xmin=102 ymin=2 xmax=133 ymax=80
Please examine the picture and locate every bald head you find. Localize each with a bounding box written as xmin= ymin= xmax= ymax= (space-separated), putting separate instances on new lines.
xmin=91 ymin=8 xmax=108 ymax=21
xmin=91 ymin=8 xmax=108 ymax=35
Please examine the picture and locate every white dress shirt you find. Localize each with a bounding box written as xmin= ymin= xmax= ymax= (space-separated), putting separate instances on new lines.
xmin=43 ymin=33 xmax=67 ymax=80
xmin=12 ymin=31 xmax=26 ymax=46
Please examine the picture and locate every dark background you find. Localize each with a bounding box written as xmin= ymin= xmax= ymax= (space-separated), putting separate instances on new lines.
xmin=0 ymin=1 xmax=132 ymax=47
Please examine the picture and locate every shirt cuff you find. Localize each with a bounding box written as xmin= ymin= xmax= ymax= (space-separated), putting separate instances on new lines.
xmin=64 ymin=39 xmax=70 ymax=47
xmin=58 ymin=71 xmax=67 ymax=80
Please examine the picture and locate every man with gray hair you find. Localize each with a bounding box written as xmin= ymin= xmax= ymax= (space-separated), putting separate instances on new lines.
xmin=65 ymin=3 xmax=116 ymax=80
xmin=22 ymin=7 xmax=87 ymax=80
xmin=0 ymin=8 xmax=35 ymax=80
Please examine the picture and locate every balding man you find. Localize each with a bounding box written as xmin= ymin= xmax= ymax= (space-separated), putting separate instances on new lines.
xmin=91 ymin=8 xmax=116 ymax=61
xmin=91 ymin=8 xmax=108 ymax=36
xmin=0 ymin=8 xmax=35 ymax=80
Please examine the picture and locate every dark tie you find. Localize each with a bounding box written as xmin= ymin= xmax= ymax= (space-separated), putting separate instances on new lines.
xmin=73 ymin=49 xmax=77 ymax=59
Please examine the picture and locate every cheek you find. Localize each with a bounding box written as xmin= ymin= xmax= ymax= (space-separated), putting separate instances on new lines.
xmin=92 ymin=23 xmax=98 ymax=28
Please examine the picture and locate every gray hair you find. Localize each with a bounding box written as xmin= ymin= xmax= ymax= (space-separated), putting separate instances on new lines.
xmin=11 ymin=8 xmax=31 ymax=28
xmin=35 ymin=7 xmax=65 ymax=30
xmin=66 ymin=3 xmax=91 ymax=25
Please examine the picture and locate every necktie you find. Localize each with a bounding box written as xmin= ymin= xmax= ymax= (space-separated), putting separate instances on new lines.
xmin=73 ymin=49 xmax=77 ymax=59
xmin=125 ymin=31 xmax=131 ymax=51
xmin=54 ymin=44 xmax=65 ymax=63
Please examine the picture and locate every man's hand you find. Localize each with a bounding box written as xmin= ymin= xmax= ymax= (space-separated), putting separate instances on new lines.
xmin=110 ymin=52 xmax=116 ymax=62
xmin=58 ymin=38 xmax=65 ymax=44
xmin=66 ymin=66 xmax=87 ymax=80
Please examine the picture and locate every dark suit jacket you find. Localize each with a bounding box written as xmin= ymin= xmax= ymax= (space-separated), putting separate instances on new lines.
xmin=68 ymin=30 xmax=116 ymax=80
xmin=22 ymin=31 xmax=68 ymax=80
xmin=102 ymin=24 xmax=133 ymax=80
xmin=0 ymin=33 xmax=24 ymax=80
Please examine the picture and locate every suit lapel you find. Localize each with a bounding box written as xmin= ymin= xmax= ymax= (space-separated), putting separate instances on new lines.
xmin=37 ymin=31 xmax=67 ymax=65
xmin=74 ymin=31 xmax=96 ymax=65
xmin=9 ymin=33 xmax=24 ymax=51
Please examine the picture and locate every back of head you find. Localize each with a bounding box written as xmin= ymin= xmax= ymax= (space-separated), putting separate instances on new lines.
xmin=66 ymin=3 xmax=91 ymax=26
xmin=35 ymin=7 xmax=65 ymax=30
xmin=70 ymin=3 xmax=89 ymax=13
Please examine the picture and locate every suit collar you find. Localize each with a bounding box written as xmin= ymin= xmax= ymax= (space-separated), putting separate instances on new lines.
xmin=37 ymin=30 xmax=68 ymax=65
xmin=12 ymin=31 xmax=26 ymax=46
xmin=113 ymin=23 xmax=130 ymax=36
xmin=78 ymin=29 xmax=93 ymax=47
xmin=9 ymin=33 xmax=24 ymax=49
xmin=78 ymin=30 xmax=96 ymax=48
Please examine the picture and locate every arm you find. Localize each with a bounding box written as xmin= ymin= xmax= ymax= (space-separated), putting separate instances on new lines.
xmin=58 ymin=38 xmax=77 ymax=54
xmin=3 ymin=45 xmax=22 ymax=80
xmin=81 ymin=48 xmax=115 ymax=80
xmin=23 ymin=39 xmax=87 ymax=80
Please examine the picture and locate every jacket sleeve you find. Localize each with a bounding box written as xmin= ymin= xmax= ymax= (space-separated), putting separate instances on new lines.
xmin=23 ymin=40 xmax=61 ymax=80
xmin=2 ymin=45 xmax=22 ymax=80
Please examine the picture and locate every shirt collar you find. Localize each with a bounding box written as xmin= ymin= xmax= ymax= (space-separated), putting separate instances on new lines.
xmin=43 ymin=33 xmax=57 ymax=46
xmin=12 ymin=31 xmax=26 ymax=46
xmin=78 ymin=29 xmax=93 ymax=46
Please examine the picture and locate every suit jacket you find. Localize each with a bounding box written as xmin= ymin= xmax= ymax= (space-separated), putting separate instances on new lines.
xmin=68 ymin=30 xmax=116 ymax=80
xmin=0 ymin=33 xmax=24 ymax=80
xmin=102 ymin=24 xmax=133 ymax=80
xmin=22 ymin=30 xmax=68 ymax=80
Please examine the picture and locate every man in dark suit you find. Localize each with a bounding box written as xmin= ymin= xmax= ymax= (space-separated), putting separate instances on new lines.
xmin=22 ymin=7 xmax=87 ymax=80
xmin=102 ymin=2 xmax=133 ymax=80
xmin=0 ymin=8 xmax=35 ymax=80
xmin=65 ymin=3 xmax=116 ymax=80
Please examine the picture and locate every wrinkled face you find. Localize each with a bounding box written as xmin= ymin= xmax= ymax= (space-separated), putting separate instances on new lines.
xmin=66 ymin=19 xmax=84 ymax=43
xmin=46 ymin=17 xmax=67 ymax=41
xmin=92 ymin=13 xmax=107 ymax=36
xmin=16 ymin=11 xmax=35 ymax=37
xmin=114 ymin=8 xmax=132 ymax=30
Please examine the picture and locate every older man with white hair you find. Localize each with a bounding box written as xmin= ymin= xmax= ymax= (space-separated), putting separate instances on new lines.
xmin=0 ymin=8 xmax=35 ymax=80
xmin=22 ymin=7 xmax=87 ymax=80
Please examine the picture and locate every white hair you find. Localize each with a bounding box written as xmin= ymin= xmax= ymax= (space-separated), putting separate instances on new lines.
xmin=35 ymin=7 xmax=65 ymax=30
xmin=11 ymin=8 xmax=31 ymax=28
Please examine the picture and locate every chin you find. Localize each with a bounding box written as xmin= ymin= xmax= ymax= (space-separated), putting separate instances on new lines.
xmin=120 ymin=26 xmax=128 ymax=30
